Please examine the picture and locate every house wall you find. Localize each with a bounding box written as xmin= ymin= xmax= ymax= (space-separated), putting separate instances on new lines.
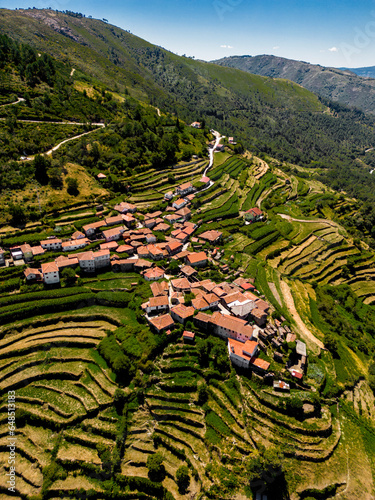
xmin=43 ymin=271 xmax=60 ymax=284
xmin=228 ymin=349 xmax=250 ymax=369
xmin=79 ymin=260 xmax=95 ymax=272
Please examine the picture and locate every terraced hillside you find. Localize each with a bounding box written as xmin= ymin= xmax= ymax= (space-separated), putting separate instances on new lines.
xmin=0 ymin=147 xmax=375 ymax=499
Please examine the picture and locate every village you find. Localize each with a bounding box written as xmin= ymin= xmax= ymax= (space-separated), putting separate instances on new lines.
xmin=0 ymin=170 xmax=307 ymax=390
xmin=0 ymin=127 xmax=307 ymax=390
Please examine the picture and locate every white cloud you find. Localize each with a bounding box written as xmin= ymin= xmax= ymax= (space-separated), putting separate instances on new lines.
xmin=273 ymin=46 xmax=280 ymax=50
xmin=220 ymin=45 xmax=234 ymax=49
xmin=328 ymin=46 xmax=338 ymax=52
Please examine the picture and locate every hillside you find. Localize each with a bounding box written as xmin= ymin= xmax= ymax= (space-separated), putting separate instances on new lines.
xmin=213 ymin=54 xmax=375 ymax=115
xmin=2 ymin=9 xmax=375 ymax=213
xmin=1 ymin=10 xmax=375 ymax=499
xmin=1 ymin=145 xmax=375 ymax=499
xmin=340 ymin=65 xmax=375 ymax=78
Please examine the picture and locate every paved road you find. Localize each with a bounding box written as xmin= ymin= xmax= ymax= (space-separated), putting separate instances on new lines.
xmin=204 ymin=131 xmax=223 ymax=177
xmin=197 ymin=130 xmax=224 ymax=193
xmin=0 ymin=118 xmax=105 ymax=126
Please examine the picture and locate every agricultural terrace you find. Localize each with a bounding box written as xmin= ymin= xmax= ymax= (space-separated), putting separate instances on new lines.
xmin=0 ymin=146 xmax=375 ymax=498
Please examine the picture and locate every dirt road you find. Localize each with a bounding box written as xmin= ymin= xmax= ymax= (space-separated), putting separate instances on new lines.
xmin=280 ymin=279 xmax=325 ymax=349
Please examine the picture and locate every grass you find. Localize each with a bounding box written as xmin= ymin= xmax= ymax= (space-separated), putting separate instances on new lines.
xmin=0 ymin=161 xmax=108 ymax=221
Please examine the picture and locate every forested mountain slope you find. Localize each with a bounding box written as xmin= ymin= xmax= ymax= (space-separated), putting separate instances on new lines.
xmin=213 ymin=54 xmax=375 ymax=115
xmin=1 ymin=9 xmax=375 ymax=211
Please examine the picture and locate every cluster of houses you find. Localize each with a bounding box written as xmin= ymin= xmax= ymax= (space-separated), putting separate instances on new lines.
xmin=2 ymin=172 xmax=307 ymax=383
xmin=140 ymin=271 xmax=306 ymax=378
xmin=139 ymin=269 xmax=307 ymax=381
xmin=15 ymin=181 xmax=224 ymax=285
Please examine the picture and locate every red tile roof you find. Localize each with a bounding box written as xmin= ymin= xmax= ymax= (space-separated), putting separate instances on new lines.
xmin=251 ymin=358 xmax=270 ymax=371
xmin=154 ymin=223 xmax=170 ymax=232
xmin=180 ymin=265 xmax=196 ymax=276
xmin=199 ymin=230 xmax=222 ymax=242
xmin=178 ymin=181 xmax=192 ymax=191
xmin=194 ymin=311 xmax=211 ymax=323
xmin=150 ymin=281 xmax=169 ymax=297
xmin=41 ymin=262 xmax=59 ymax=273
xmin=149 ymin=296 xmax=169 ymax=308
xmin=192 ymin=297 xmax=209 ymax=310
xmin=144 ymin=267 xmax=164 ymax=279
xmin=246 ymin=207 xmax=263 ymax=216
xmin=116 ymin=244 xmax=134 ymax=254
xmin=183 ymin=331 xmax=195 ymax=339
xmin=174 ymin=198 xmax=186 ymax=206
xmin=100 ymin=241 xmax=118 ymax=250
xmin=149 ymin=313 xmax=174 ymax=331
xmin=186 ymin=252 xmax=207 ymax=265
xmin=24 ymin=268 xmax=42 ymax=277
xmin=171 ymin=304 xmax=195 ymax=319
xmin=171 ymin=277 xmax=191 ymax=291
xmin=211 ymin=311 xmax=253 ymax=338
xmin=228 ymin=338 xmax=258 ymax=360
xmin=175 ymin=207 xmax=191 ymax=217
xmin=167 ymin=241 xmax=183 ymax=253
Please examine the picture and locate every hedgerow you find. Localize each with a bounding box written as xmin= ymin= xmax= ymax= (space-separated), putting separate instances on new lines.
xmin=0 ymin=286 xmax=89 ymax=308
xmin=0 ymin=292 xmax=95 ymax=324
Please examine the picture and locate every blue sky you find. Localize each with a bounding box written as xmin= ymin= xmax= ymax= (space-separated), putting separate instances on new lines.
xmin=3 ymin=0 xmax=375 ymax=67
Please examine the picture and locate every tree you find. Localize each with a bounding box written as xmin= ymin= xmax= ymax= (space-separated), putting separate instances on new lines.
xmin=197 ymin=339 xmax=210 ymax=367
xmin=246 ymin=447 xmax=285 ymax=497
xmin=9 ymin=203 xmax=27 ymax=225
xmin=285 ymin=395 xmax=304 ymax=418
xmin=146 ymin=452 xmax=165 ymax=482
xmin=168 ymin=259 xmax=180 ymax=275
xmin=197 ymin=383 xmax=209 ymax=405
xmin=184 ymin=291 xmax=194 ymax=306
xmin=66 ymin=177 xmax=79 ymax=195
xmin=60 ymin=267 xmax=76 ymax=285
xmin=176 ymin=465 xmax=190 ymax=493
xmin=48 ymin=165 xmax=63 ymax=188
xmin=114 ymin=388 xmax=127 ymax=414
xmin=34 ymin=154 xmax=50 ymax=185
xmin=325 ymin=333 xmax=339 ymax=357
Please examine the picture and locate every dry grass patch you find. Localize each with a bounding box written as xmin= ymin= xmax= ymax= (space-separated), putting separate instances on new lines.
xmin=0 ymin=162 xmax=108 ymax=217
xmin=57 ymin=442 xmax=101 ymax=465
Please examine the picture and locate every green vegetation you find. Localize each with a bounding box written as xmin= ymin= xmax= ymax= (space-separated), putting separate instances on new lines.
xmin=0 ymin=10 xmax=375 ymax=500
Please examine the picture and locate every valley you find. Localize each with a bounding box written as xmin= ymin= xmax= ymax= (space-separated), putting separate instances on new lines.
xmin=0 ymin=10 xmax=374 ymax=500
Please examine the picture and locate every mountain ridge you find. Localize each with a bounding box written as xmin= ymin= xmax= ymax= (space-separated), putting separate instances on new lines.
xmin=213 ymin=53 xmax=375 ymax=114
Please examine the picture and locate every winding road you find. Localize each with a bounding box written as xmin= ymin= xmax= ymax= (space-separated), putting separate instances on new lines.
xmin=0 ymin=97 xmax=25 ymax=107
xmin=196 ymin=130 xmax=224 ymax=193
xmin=6 ymin=121 xmax=106 ymax=161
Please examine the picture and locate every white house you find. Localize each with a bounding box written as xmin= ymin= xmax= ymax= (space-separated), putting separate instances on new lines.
xmin=143 ymin=296 xmax=169 ymax=315
xmin=228 ymin=338 xmax=258 ymax=369
xmin=41 ymin=262 xmax=60 ymax=284
xmin=173 ymin=198 xmax=187 ymax=210
xmin=40 ymin=238 xmax=62 ymax=252
xmin=176 ymin=182 xmax=194 ymax=196
xmin=93 ymin=249 xmax=110 ymax=269
xmin=102 ymin=227 xmax=125 ymax=242
xmin=62 ymin=239 xmax=89 ymax=252
xmin=74 ymin=251 xmax=95 ymax=272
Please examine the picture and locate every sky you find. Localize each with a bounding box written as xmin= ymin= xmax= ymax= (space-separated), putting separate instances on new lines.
xmin=3 ymin=0 xmax=375 ymax=67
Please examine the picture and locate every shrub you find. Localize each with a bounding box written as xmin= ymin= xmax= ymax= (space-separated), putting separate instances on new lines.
xmin=197 ymin=382 xmax=209 ymax=405
xmin=146 ymin=452 xmax=165 ymax=482
xmin=176 ymin=465 xmax=190 ymax=494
